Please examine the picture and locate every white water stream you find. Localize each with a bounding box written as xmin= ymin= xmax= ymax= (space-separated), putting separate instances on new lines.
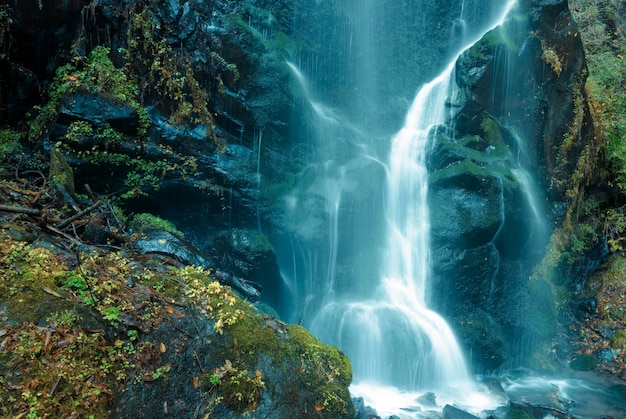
xmin=303 ymin=1 xmax=519 ymax=415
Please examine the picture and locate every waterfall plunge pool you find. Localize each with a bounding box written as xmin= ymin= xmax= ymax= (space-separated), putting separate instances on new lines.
xmin=350 ymin=369 xmax=626 ymax=418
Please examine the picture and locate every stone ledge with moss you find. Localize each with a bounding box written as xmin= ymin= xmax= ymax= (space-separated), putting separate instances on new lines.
xmin=0 ymin=182 xmax=354 ymax=418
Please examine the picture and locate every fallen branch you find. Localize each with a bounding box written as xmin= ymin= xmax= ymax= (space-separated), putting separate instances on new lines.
xmin=214 ymin=270 xmax=262 ymax=301
xmin=0 ymin=204 xmax=40 ymax=216
xmin=55 ymin=200 xmax=102 ymax=228
xmin=45 ymin=224 xmax=84 ymax=246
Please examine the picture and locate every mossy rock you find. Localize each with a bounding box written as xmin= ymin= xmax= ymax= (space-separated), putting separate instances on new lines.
xmin=610 ymin=330 xmax=626 ymax=349
xmin=49 ymin=147 xmax=75 ymax=194
xmin=215 ymin=309 xmax=355 ymax=418
xmin=506 ymin=410 xmax=533 ymax=419
xmin=128 ymin=213 xmax=184 ymax=239
xmin=570 ymin=353 xmax=598 ymax=371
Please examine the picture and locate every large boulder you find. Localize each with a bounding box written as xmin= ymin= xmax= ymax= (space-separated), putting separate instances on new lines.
xmin=428 ymin=0 xmax=588 ymax=372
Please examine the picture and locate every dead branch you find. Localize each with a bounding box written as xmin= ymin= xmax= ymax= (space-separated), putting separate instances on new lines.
xmin=0 ymin=204 xmax=41 ymax=216
xmin=56 ymin=200 xmax=102 ymax=228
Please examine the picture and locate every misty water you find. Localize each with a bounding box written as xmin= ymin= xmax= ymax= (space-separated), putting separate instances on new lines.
xmin=275 ymin=1 xmax=626 ymax=417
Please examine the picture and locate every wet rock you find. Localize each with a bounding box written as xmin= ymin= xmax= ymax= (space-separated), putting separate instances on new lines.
xmin=443 ymin=404 xmax=479 ymax=419
xmin=417 ymin=391 xmax=437 ymax=407
xmin=570 ymin=353 xmax=598 ymax=371
xmin=509 ymin=400 xmax=572 ymax=419
xmin=58 ymin=92 xmax=139 ymax=136
xmin=353 ymin=397 xmax=383 ymax=419
xmin=597 ymin=348 xmax=618 ymax=363
xmin=207 ymin=228 xmax=282 ymax=306
xmin=134 ymin=229 xmax=207 ymax=268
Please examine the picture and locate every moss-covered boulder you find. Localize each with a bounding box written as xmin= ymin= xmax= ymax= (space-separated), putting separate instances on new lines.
xmin=0 ymin=218 xmax=354 ymax=418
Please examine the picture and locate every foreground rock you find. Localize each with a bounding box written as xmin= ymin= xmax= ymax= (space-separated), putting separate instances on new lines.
xmin=0 ymin=179 xmax=354 ymax=418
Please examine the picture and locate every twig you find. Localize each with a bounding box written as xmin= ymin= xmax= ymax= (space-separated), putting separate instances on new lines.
xmin=55 ymin=200 xmax=102 ymax=228
xmin=45 ymin=224 xmax=84 ymax=246
xmin=107 ymin=200 xmax=124 ymax=230
xmin=192 ymin=351 xmax=206 ymax=374
xmin=84 ymin=183 xmax=97 ymax=202
xmin=0 ymin=204 xmax=40 ymax=216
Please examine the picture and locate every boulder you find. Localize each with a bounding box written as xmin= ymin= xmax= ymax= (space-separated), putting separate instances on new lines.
xmin=207 ymin=228 xmax=283 ymax=307
xmin=443 ymin=404 xmax=479 ymax=419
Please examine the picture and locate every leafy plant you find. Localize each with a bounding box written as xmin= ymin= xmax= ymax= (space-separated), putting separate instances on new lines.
xmin=570 ymin=0 xmax=626 ymax=192
xmin=65 ymin=120 xmax=94 ymax=141
xmin=0 ymin=128 xmax=23 ymax=163
xmin=206 ymin=359 xmax=265 ymax=413
xmin=28 ymin=45 xmax=148 ymax=141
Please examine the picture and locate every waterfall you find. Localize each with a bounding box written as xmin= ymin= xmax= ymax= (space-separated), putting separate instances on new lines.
xmin=283 ymin=0 xmax=518 ymax=415
xmin=305 ymin=0 xmax=517 ymax=409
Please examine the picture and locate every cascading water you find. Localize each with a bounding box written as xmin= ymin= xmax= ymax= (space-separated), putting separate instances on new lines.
xmin=299 ymin=0 xmax=518 ymax=413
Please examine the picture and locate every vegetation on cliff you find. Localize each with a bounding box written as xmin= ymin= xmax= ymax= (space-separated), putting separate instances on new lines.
xmin=0 ymin=177 xmax=354 ymax=418
xmin=0 ymin=1 xmax=355 ymax=417
xmin=543 ymin=0 xmax=626 ymax=378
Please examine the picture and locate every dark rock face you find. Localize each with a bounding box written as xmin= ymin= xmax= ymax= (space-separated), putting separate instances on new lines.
xmin=428 ymin=0 xmax=589 ymax=371
xmin=206 ymin=228 xmax=283 ymax=307
xmin=0 ymin=0 xmax=593 ymax=395
xmin=443 ymin=404 xmax=480 ymax=419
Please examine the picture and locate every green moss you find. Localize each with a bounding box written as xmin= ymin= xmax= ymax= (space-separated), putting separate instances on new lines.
xmin=469 ymin=23 xmax=518 ymax=60
xmin=0 ymin=324 xmax=116 ymax=418
xmin=283 ymin=325 xmax=354 ymax=416
xmin=129 ymin=213 xmax=184 ymax=239
xmin=429 ymin=158 xmax=516 ymax=188
xmin=506 ymin=410 xmax=533 ymax=419
xmin=570 ymin=353 xmax=598 ymax=371
xmin=189 ymin=277 xmax=354 ymax=417
xmin=49 ymin=147 xmax=76 ymax=194
xmin=29 ymin=45 xmax=148 ymax=141
xmin=0 ymin=128 xmax=23 ymax=164
xmin=0 ymin=238 xmax=76 ymax=323
xmin=610 ymin=330 xmax=626 ymax=349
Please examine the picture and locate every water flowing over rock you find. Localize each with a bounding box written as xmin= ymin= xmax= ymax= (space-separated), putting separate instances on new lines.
xmin=2 ymin=0 xmax=625 ymax=417
xmin=427 ymin=0 xmax=590 ymax=371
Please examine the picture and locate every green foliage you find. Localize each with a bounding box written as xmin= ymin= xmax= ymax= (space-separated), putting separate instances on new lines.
xmin=570 ymin=0 xmax=626 ymax=192
xmin=128 ymin=213 xmax=184 ymax=239
xmin=0 ymin=128 xmax=23 ymax=164
xmin=609 ymin=330 xmax=626 ymax=349
xmin=28 ymin=45 xmax=148 ymax=141
xmin=65 ymin=120 xmax=94 ymax=141
xmin=605 ymin=206 xmax=626 ymax=252
xmin=102 ymin=306 xmax=122 ymax=326
xmin=539 ymin=38 xmax=562 ymax=77
xmin=125 ymin=4 xmax=228 ymax=135
xmin=206 ymin=359 xmax=265 ymax=413
xmin=46 ymin=309 xmax=81 ymax=328
xmin=74 ymin=140 xmax=198 ymax=199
